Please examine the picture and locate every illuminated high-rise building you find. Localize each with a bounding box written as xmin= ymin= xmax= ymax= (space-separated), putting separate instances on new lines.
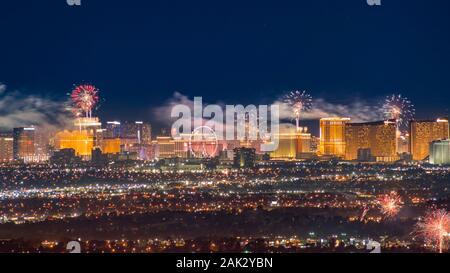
xmin=410 ymin=119 xmax=449 ymax=161
xmin=105 ymin=121 xmax=121 ymax=138
xmin=121 ymin=121 xmax=137 ymax=140
xmin=270 ymin=124 xmax=296 ymax=160
xmin=74 ymin=117 xmax=102 ymax=131
xmin=233 ymin=147 xmax=256 ymax=169
xmin=320 ymin=117 xmax=350 ymax=157
xmin=270 ymin=125 xmax=312 ymax=160
xmin=55 ymin=130 xmax=94 ymax=158
xmin=0 ymin=132 xmax=13 ymax=162
xmin=174 ymin=137 xmax=189 ymax=159
xmin=74 ymin=117 xmax=103 ymax=148
xmin=121 ymin=121 xmax=152 ymax=144
xmin=120 ymin=138 xmax=136 ymax=153
xmin=101 ymin=138 xmax=121 ymax=154
xmin=13 ymin=127 xmax=35 ymax=161
xmin=397 ymin=132 xmax=410 ymax=155
xmin=310 ymin=136 xmax=320 ymax=153
xmin=134 ymin=122 xmax=151 ymax=160
xmin=429 ymin=139 xmax=450 ymax=165
xmin=104 ymin=122 xmax=124 ymax=155
xmin=135 ymin=121 xmax=152 ymax=145
xmin=32 ymin=127 xmax=52 ymax=161
xmin=297 ymin=128 xmax=312 ymax=154
xmin=119 ymin=121 xmax=152 ymax=155
xmin=345 ymin=120 xmax=398 ymax=162
xmin=148 ymin=141 xmax=159 ymax=161
xmin=94 ymin=128 xmax=105 ymax=149
xmin=54 ymin=117 xmax=102 ymax=159
xmin=156 ymin=136 xmax=175 ymax=159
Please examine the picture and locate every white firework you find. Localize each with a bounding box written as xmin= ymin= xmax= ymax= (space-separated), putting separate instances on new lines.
xmin=283 ymin=90 xmax=313 ymax=130
xmin=382 ymin=94 xmax=415 ymax=130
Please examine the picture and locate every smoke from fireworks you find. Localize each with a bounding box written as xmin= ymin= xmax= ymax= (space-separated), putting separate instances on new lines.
xmin=378 ymin=191 xmax=402 ymax=218
xmin=70 ymin=84 xmax=99 ymax=118
xmin=416 ymin=209 xmax=450 ymax=253
xmin=382 ymin=94 xmax=415 ymax=130
xmin=283 ymin=90 xmax=313 ymax=130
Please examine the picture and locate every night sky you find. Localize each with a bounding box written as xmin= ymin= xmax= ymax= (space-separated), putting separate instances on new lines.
xmin=1 ymin=0 xmax=450 ymax=124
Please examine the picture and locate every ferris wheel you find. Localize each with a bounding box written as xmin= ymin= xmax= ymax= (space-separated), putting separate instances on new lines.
xmin=189 ymin=126 xmax=219 ymax=158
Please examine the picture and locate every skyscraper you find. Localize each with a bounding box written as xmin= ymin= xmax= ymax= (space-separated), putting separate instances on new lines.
xmin=121 ymin=121 xmax=136 ymax=140
xmin=233 ymin=147 xmax=256 ymax=168
xmin=270 ymin=125 xmax=312 ymax=160
xmin=74 ymin=117 xmax=102 ymax=131
xmin=135 ymin=121 xmax=152 ymax=145
xmin=119 ymin=121 xmax=152 ymax=156
xmin=297 ymin=128 xmax=312 ymax=154
xmin=345 ymin=120 xmax=398 ymax=162
xmin=33 ymin=127 xmax=51 ymax=160
xmin=103 ymin=121 xmax=122 ymax=155
xmin=320 ymin=117 xmax=350 ymax=157
xmin=174 ymin=137 xmax=190 ymax=159
xmin=54 ymin=118 xmax=102 ymax=159
xmin=55 ymin=130 xmax=94 ymax=158
xmin=429 ymin=139 xmax=450 ymax=165
xmin=410 ymin=119 xmax=449 ymax=161
xmin=13 ymin=127 xmax=36 ymax=161
xmin=270 ymin=131 xmax=297 ymax=160
xmin=397 ymin=132 xmax=410 ymax=155
xmin=0 ymin=132 xmax=13 ymax=162
xmin=101 ymin=138 xmax=121 ymax=154
xmin=105 ymin=121 xmax=122 ymax=139
xmin=156 ymin=136 xmax=175 ymax=159
xmin=74 ymin=117 xmax=103 ymax=149
xmin=120 ymin=121 xmax=151 ymax=144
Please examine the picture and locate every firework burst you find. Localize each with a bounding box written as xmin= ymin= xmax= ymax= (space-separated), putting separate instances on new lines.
xmin=283 ymin=90 xmax=313 ymax=130
xmin=382 ymin=94 xmax=415 ymax=130
xmin=378 ymin=191 xmax=402 ymax=218
xmin=70 ymin=84 xmax=99 ymax=118
xmin=416 ymin=209 xmax=450 ymax=253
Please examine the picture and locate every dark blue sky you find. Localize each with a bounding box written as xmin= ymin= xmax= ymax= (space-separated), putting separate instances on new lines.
xmin=1 ymin=0 xmax=450 ymax=122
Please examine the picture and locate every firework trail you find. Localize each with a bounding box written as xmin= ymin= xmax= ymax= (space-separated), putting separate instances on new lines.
xmin=416 ymin=209 xmax=450 ymax=253
xmin=70 ymin=84 xmax=99 ymax=118
xmin=378 ymin=191 xmax=403 ymax=219
xmin=382 ymin=94 xmax=415 ymax=131
xmin=283 ymin=90 xmax=312 ymax=131
xmin=360 ymin=206 xmax=370 ymax=222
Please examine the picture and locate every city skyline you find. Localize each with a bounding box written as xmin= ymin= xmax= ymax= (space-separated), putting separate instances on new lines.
xmin=1 ymin=81 xmax=449 ymax=136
